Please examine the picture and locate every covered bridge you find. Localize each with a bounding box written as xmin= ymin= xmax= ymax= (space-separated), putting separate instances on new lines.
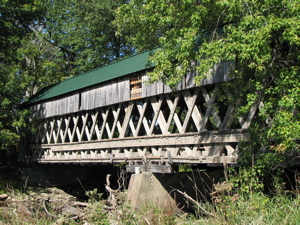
xmin=25 ymin=51 xmax=255 ymax=173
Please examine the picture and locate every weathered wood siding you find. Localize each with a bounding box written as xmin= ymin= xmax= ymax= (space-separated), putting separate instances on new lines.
xmin=141 ymin=62 xmax=231 ymax=97
xmin=80 ymin=78 xmax=130 ymax=110
xmin=33 ymin=62 xmax=231 ymax=119
xmin=33 ymin=94 xmax=79 ymax=118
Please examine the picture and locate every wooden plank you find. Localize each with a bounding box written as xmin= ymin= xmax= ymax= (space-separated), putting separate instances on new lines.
xmin=191 ymin=104 xmax=202 ymax=132
xmin=56 ymin=99 xmax=59 ymax=115
xmin=124 ymin=79 xmax=130 ymax=101
xmin=49 ymin=101 xmax=53 ymax=117
xmin=135 ymin=102 xmax=147 ymax=137
xmin=128 ymin=117 xmax=136 ymax=137
xmin=150 ymin=82 xmax=157 ymax=96
xmin=112 ymin=81 xmax=119 ymax=104
xmin=70 ymin=116 xmax=79 ymax=142
xmin=63 ymin=96 xmax=67 ymax=114
xmin=181 ymin=77 xmax=186 ymax=90
xmin=186 ymin=72 xmax=195 ymax=88
xmin=166 ymin=96 xmax=183 ymax=133
xmin=182 ymin=91 xmax=198 ymax=133
xmin=142 ymin=74 xmax=149 ymax=97
xmin=81 ymin=92 xmax=86 ymax=110
xmin=225 ymin=145 xmax=236 ymax=156
xmin=42 ymin=131 xmax=249 ymax=151
xmin=88 ymin=112 xmax=98 ymax=141
xmin=89 ymin=89 xmax=95 ymax=110
xmin=59 ymin=98 xmax=63 ymax=115
xmin=105 ymin=84 xmax=112 ymax=106
xmin=166 ymin=96 xmax=178 ymax=128
xmin=99 ymin=109 xmax=109 ymax=140
xmin=45 ymin=123 xmax=50 ymax=144
xmin=157 ymin=81 xmax=164 ymax=95
xmin=62 ymin=117 xmax=70 ymax=143
xmin=110 ymin=107 xmax=120 ymax=138
xmin=113 ymin=105 xmax=122 ymax=136
xmin=137 ymin=102 xmax=151 ymax=135
xmin=60 ymin=97 xmax=68 ymax=115
xmin=39 ymin=155 xmax=238 ymax=165
xmin=70 ymin=95 xmax=74 ymax=113
xmin=60 ymin=98 xmax=63 ymax=114
xmin=164 ymin=83 xmax=172 ymax=93
xmin=69 ymin=95 xmax=73 ymax=113
xmin=151 ymin=98 xmax=168 ymax=134
xmin=86 ymin=89 xmax=90 ymax=110
xmin=149 ymin=97 xmax=163 ymax=135
xmin=78 ymin=113 xmax=88 ymax=142
xmin=118 ymin=80 xmax=124 ymax=102
xmin=94 ymin=86 xmax=101 ymax=108
xmin=49 ymin=120 xmax=55 ymax=143
xmin=105 ymin=119 xmax=112 ymax=139
xmin=71 ymin=95 xmax=76 ymax=113
xmin=120 ymin=103 xmax=134 ymax=138
xmin=50 ymin=101 xmax=54 ymax=117
xmin=197 ymin=89 xmax=216 ymax=130
xmin=66 ymin=95 xmax=69 ymax=113
xmin=99 ymin=86 xmax=106 ymax=107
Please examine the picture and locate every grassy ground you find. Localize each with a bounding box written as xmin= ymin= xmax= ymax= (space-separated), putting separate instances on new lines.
xmin=0 ymin=166 xmax=299 ymax=225
xmin=0 ymin=184 xmax=299 ymax=225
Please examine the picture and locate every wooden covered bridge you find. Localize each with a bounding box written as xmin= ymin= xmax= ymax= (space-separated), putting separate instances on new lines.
xmin=25 ymin=51 xmax=255 ymax=173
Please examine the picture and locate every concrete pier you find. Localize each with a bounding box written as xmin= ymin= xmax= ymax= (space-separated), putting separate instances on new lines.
xmin=127 ymin=172 xmax=178 ymax=213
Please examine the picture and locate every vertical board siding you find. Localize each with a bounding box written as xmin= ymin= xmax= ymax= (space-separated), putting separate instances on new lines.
xmin=32 ymin=62 xmax=231 ymax=119
xmin=112 ymin=81 xmax=118 ymax=104
xmin=106 ymin=83 xmax=112 ymax=105
xmin=79 ymin=78 xmax=130 ymax=111
xmin=119 ymin=79 xmax=130 ymax=102
xmin=186 ymin=72 xmax=195 ymax=88
xmin=141 ymin=74 xmax=149 ymax=97
xmin=33 ymin=94 xmax=79 ymax=118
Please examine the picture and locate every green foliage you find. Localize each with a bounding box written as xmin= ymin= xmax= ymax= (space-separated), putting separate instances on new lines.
xmin=0 ymin=0 xmax=46 ymax=152
xmin=0 ymin=0 xmax=132 ymax=153
xmin=178 ymin=164 xmax=193 ymax=173
xmin=228 ymin=148 xmax=286 ymax=195
xmin=135 ymin=205 xmax=177 ymax=225
xmin=86 ymin=188 xmax=103 ymax=203
xmin=86 ymin=201 xmax=110 ymax=225
xmin=209 ymin=193 xmax=300 ymax=225
xmin=116 ymin=0 xmax=300 ymax=154
xmin=44 ymin=0 xmax=133 ymax=75
xmin=231 ymin=166 xmax=265 ymax=194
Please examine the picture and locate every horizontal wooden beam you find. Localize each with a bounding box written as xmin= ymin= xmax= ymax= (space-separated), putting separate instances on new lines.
xmin=38 ymin=155 xmax=237 ymax=165
xmin=41 ymin=130 xmax=248 ymax=152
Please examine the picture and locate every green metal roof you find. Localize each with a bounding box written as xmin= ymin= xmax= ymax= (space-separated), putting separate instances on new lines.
xmin=28 ymin=51 xmax=153 ymax=104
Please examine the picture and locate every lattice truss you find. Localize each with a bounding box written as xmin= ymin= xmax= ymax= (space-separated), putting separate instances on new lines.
xmin=35 ymin=85 xmax=257 ymax=165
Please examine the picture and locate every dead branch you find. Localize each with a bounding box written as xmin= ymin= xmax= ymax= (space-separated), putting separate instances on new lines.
xmin=176 ymin=189 xmax=215 ymax=217
xmin=73 ymin=202 xmax=88 ymax=207
xmin=42 ymin=199 xmax=57 ymax=218
xmin=105 ymin=174 xmax=119 ymax=210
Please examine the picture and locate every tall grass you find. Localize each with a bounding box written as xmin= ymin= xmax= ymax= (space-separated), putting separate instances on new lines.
xmin=194 ymin=193 xmax=300 ymax=225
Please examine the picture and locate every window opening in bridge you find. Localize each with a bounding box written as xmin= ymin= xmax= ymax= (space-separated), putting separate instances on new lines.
xmin=130 ymin=75 xmax=142 ymax=100
xmin=79 ymin=93 xmax=82 ymax=110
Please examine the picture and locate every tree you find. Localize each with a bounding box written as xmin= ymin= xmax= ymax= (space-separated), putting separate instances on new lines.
xmin=0 ymin=0 xmax=132 ymax=152
xmin=115 ymin=0 xmax=300 ymax=155
xmin=44 ymin=0 xmax=132 ymax=75
xmin=0 ymin=0 xmax=46 ymax=151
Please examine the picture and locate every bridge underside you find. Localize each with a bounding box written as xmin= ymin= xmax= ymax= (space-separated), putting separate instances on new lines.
xmin=32 ymin=85 xmax=256 ymax=173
